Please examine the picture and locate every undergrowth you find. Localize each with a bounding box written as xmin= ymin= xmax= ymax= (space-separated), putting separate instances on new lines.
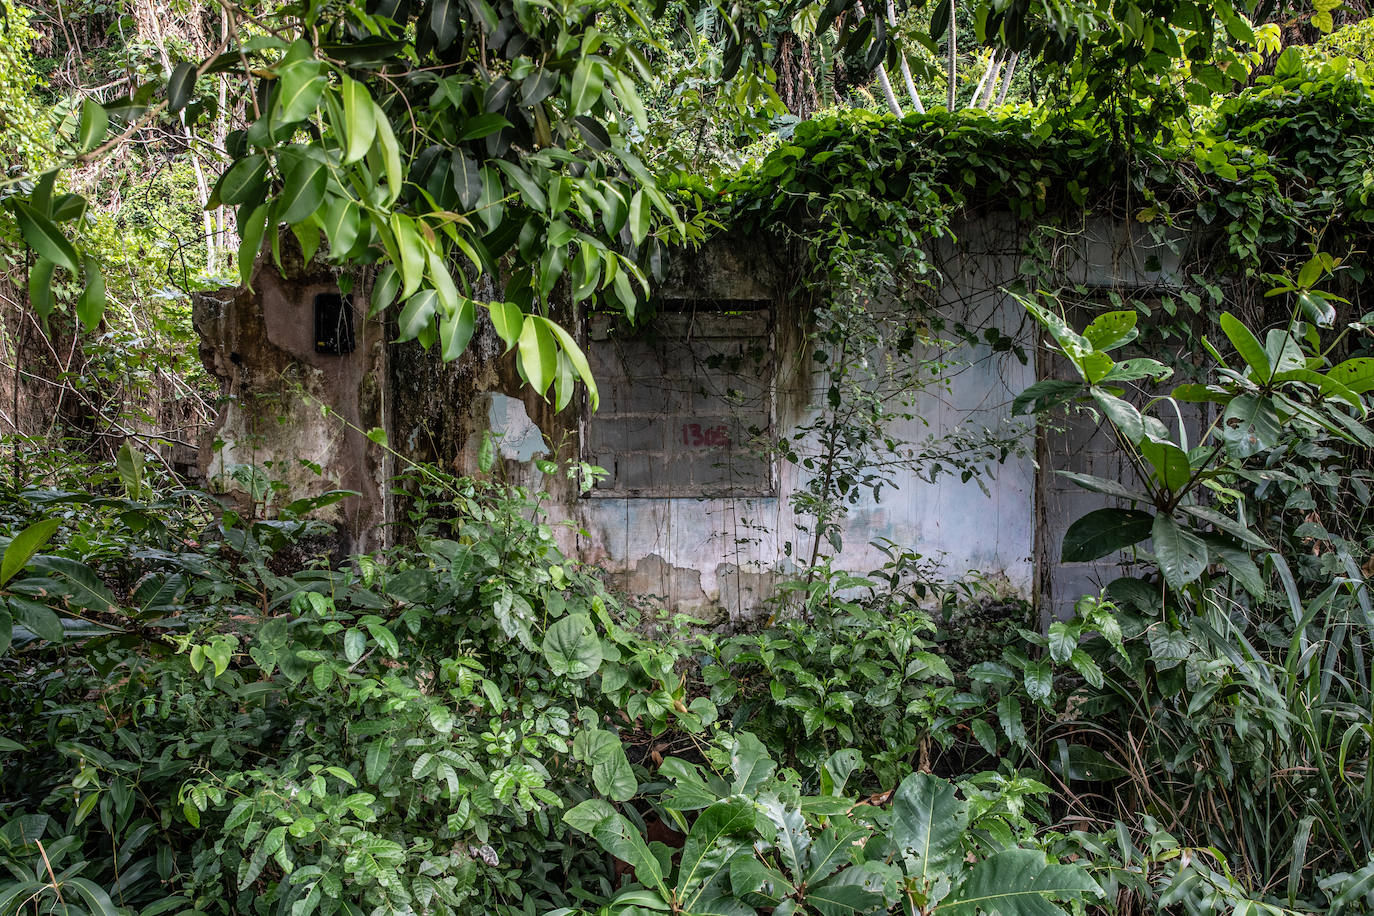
xmin=2 ymin=39 xmax=1374 ymax=916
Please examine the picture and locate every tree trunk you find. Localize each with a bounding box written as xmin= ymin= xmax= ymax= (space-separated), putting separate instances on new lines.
xmin=946 ymin=0 xmax=957 ymax=109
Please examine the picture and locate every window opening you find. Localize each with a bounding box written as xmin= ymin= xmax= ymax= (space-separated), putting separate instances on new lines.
xmin=584 ymin=301 xmax=774 ymax=498
xmin=314 ymin=293 xmax=356 ymax=355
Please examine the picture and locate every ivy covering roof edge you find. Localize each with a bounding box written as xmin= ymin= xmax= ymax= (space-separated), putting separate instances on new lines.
xmin=669 ymin=54 xmax=1374 ymax=282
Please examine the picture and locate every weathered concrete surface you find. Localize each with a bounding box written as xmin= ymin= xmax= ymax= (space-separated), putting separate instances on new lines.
xmin=192 ymin=246 xmax=388 ymax=554
xmin=192 ymin=219 xmax=1196 ymax=622
xmin=558 ymin=222 xmax=1046 ymax=621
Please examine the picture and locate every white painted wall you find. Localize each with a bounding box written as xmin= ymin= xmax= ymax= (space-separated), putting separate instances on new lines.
xmin=548 ymin=217 xmax=1187 ymax=620
xmin=559 ymin=221 xmax=1046 ymax=620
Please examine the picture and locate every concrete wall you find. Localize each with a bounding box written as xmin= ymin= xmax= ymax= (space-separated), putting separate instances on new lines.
xmin=564 ymin=228 xmax=1041 ymax=622
xmin=193 ymin=246 xmax=389 ymax=555
xmin=194 ymin=217 xmax=1194 ymax=621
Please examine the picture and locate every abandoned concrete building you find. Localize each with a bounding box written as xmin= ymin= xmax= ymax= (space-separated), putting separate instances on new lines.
xmin=193 ymin=217 xmax=1188 ymax=622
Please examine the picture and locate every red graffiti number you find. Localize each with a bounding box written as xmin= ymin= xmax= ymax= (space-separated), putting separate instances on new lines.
xmin=681 ymin=423 xmax=730 ymax=447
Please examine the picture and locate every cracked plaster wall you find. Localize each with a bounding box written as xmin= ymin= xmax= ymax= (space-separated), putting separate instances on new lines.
xmin=193 ymin=219 xmax=1193 ymax=623
xmin=193 ymin=245 xmax=388 ymax=556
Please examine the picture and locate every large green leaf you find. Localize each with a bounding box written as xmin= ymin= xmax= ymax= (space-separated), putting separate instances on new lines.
xmin=728 ymin=732 xmax=775 ymax=795
xmin=1200 ymin=535 xmax=1264 ymax=598
xmin=1138 ymin=438 xmax=1192 ymax=493
xmin=428 ymin=0 xmax=460 ymax=48
xmin=821 ymin=749 xmax=862 ymax=798
xmin=541 ymin=613 xmax=602 ymax=678
xmin=215 ymin=155 xmax=269 ymax=208
xmin=486 ymin=300 xmax=523 ymax=350
xmin=1020 ymin=297 xmax=1112 ymax=382
xmin=807 ymin=871 xmax=883 ymax=916
xmin=998 ymin=695 xmax=1026 ymax=746
xmin=397 ymin=289 xmax=438 ymax=342
xmin=372 ymin=101 xmax=403 ymax=204
xmin=77 ymin=99 xmax=108 ymax=151
xmin=1296 ymin=290 xmax=1336 ymax=329
xmin=451 ymin=152 xmax=482 ymax=211
xmin=1099 ymin=357 xmax=1172 ymax=385
xmin=1061 ymin=508 xmax=1153 ymax=562
xmin=662 ymin=758 xmax=723 ymax=812
xmin=1219 ymin=312 xmax=1270 ymax=380
xmin=804 ymin=820 xmax=869 ymax=886
xmin=1049 ymin=743 xmax=1128 ymax=781
xmin=1330 ymin=856 xmax=1374 ymax=915
xmin=570 ymin=58 xmax=604 ymax=114
xmin=115 ymin=442 xmax=144 ymax=500
xmin=1011 ymin=379 xmax=1082 ymax=416
xmin=275 ymin=59 xmax=326 ymax=125
xmin=338 ymin=75 xmax=376 ymax=165
xmin=1265 ymin=328 xmax=1306 ymax=376
xmin=28 ymin=556 xmax=118 ymax=612
xmin=1177 ymin=503 xmax=1271 ymax=550
xmin=238 ymin=202 xmax=270 ymax=286
xmin=1082 ymin=310 xmax=1138 ymax=351
xmin=321 ymin=196 xmax=362 ymax=257
xmin=0 ymin=518 xmax=60 ymax=586
xmin=76 ymin=255 xmax=105 ymax=331
xmin=544 ymin=319 xmax=599 ymax=411
xmin=1270 ymin=367 xmax=1362 ymax=410
xmin=684 ymin=896 xmax=756 ymax=916
xmin=133 ymin=573 xmax=187 ymax=616
xmin=1151 ymin=514 xmax=1209 ymax=590
xmin=1221 ymin=393 xmax=1281 ymax=459
xmin=391 ymin=213 xmax=426 ymax=300
xmin=1328 ymin=357 xmax=1374 ymax=394
xmin=564 ymin=800 xmax=667 ymax=893
xmin=1023 ymin=660 xmax=1052 ymax=704
xmin=10 ymin=201 xmax=80 ymax=272
xmin=494 ymin=158 xmax=547 ymax=211
xmin=890 ymin=773 xmax=967 ymax=886
xmin=27 ymin=257 xmax=55 ymax=320
xmin=167 ymin=61 xmax=197 ymax=113
xmin=677 ymin=797 xmax=757 ymax=907
xmin=938 ymin=848 xmax=1101 ymax=915
xmin=457 ymin=113 xmax=512 ymax=141
xmin=439 ymin=299 xmax=477 ymax=362
xmin=730 ymin=855 xmax=792 ymax=902
xmin=370 ymin=263 xmax=400 ymax=317
xmin=279 ymin=153 xmax=327 ymax=224
xmin=1046 ymin=621 xmax=1075 ymax=663
xmin=517 ymin=314 xmax=558 ymax=396
xmin=1090 ymin=390 xmax=1145 ymax=445
xmin=11 ymin=598 xmax=63 ymax=643
xmin=1056 ymin=471 xmax=1149 ymax=503
xmin=65 ymin=877 xmax=121 ymax=916
xmin=759 ymin=797 xmax=810 ymax=879
xmin=573 ymin=727 xmax=636 ymax=801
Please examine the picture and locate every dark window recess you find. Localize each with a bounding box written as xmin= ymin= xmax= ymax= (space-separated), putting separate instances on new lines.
xmin=314 ymin=293 xmax=355 ymax=355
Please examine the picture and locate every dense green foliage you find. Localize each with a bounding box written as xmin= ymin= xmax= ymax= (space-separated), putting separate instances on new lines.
xmin=4 ymin=288 xmax=1374 ymax=913
xmin=3 ymin=276 xmax=1374 ymax=915
xmin=3 ymin=2 xmax=1374 ymax=916
xmin=0 ymin=0 xmax=1353 ymax=379
xmin=691 ymin=49 xmax=1374 ymax=290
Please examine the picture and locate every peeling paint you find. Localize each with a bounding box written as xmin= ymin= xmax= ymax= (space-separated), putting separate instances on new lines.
xmin=196 ymin=219 xmax=1184 ymax=623
xmin=487 ymin=393 xmax=550 ymax=462
xmin=619 ymin=554 xmax=710 ymax=615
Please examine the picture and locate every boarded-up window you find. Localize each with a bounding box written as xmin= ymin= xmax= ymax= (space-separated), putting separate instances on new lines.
xmin=584 ymin=304 xmax=773 ymax=497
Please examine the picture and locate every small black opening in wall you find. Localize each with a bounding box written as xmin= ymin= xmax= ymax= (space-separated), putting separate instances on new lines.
xmin=314 ymin=293 xmax=355 ymax=354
